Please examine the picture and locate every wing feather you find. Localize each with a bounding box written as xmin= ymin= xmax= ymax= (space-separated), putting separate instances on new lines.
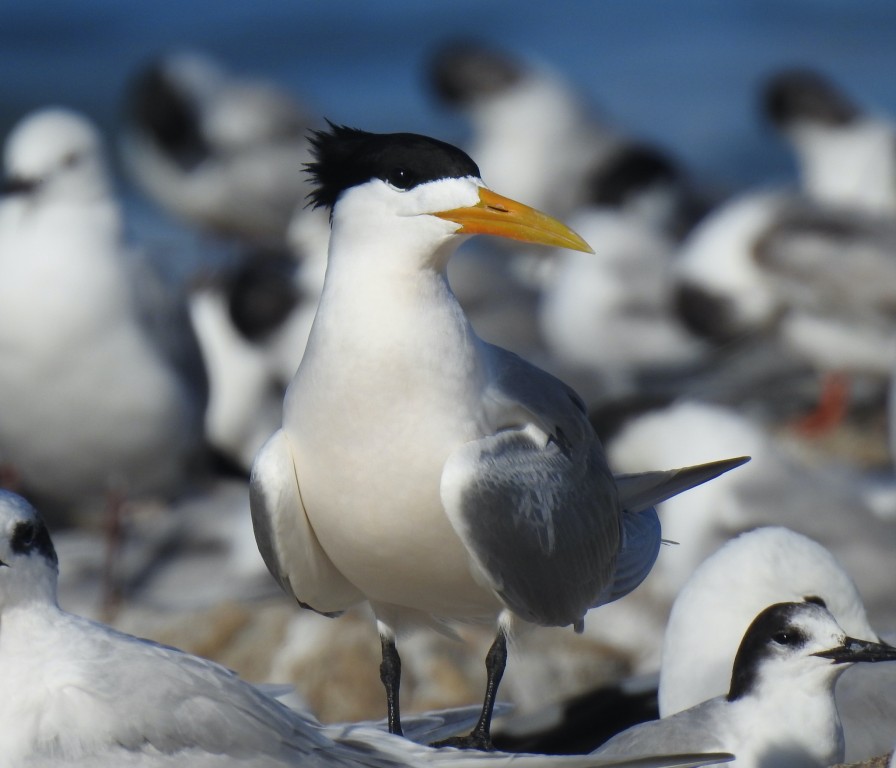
xmin=442 ymin=345 xmax=621 ymax=628
xmin=250 ymin=429 xmax=362 ymax=614
xmin=614 ymin=458 xmax=750 ymax=514
xmin=755 ymin=208 xmax=896 ymax=314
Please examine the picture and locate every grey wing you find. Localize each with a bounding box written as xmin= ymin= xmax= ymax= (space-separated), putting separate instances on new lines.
xmin=614 ymin=458 xmax=750 ymax=514
xmin=594 ymin=702 xmax=728 ymax=761
xmin=441 ymin=344 xmax=621 ymax=628
xmin=593 ymin=505 xmax=661 ymax=608
xmin=75 ymin=626 xmax=463 ymax=768
xmin=755 ymin=207 xmax=896 ymax=315
xmin=327 ymin=713 xmax=734 ymax=768
xmin=250 ymin=428 xmax=363 ymax=614
xmin=597 ymin=458 xmax=749 ymax=607
xmin=59 ymin=623 xmax=336 ymax=765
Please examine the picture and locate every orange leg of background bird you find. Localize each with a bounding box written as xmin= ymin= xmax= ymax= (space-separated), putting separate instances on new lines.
xmin=791 ymin=371 xmax=850 ymax=437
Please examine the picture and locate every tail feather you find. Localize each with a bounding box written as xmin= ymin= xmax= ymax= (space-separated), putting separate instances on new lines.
xmin=602 ymin=506 xmax=662 ymax=606
xmin=614 ymin=456 xmax=750 ymax=513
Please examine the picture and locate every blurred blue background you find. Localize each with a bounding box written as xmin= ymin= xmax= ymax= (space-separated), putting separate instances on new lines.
xmin=3 ymin=0 xmax=896 ymax=207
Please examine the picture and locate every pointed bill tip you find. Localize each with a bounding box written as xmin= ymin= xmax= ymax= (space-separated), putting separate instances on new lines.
xmin=0 ymin=176 xmax=37 ymax=196
xmin=814 ymin=637 xmax=896 ymax=665
xmin=435 ymin=187 xmax=594 ymax=254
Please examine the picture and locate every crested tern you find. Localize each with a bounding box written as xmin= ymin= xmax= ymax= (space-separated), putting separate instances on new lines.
xmin=250 ymin=123 xmax=747 ymax=749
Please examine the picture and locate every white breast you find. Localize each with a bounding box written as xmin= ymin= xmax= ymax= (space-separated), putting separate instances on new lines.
xmin=284 ymin=263 xmax=500 ymax=619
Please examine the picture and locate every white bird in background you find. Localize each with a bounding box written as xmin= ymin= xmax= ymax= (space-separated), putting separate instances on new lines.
xmin=674 ymin=189 xmax=896 ymax=430
xmin=490 ymin=395 xmax=896 ymax=755
xmin=250 ymin=123 xmax=748 ymax=750
xmin=659 ymin=527 xmax=896 ymax=763
xmin=0 ymin=108 xmax=208 ymax=520
xmin=427 ymin=39 xmax=616 ymax=219
xmin=188 ymin=205 xmax=333 ymax=471
xmin=122 ymin=50 xmax=317 ymax=242
xmin=597 ymin=398 xmax=896 ymax=672
xmin=674 ymin=190 xmax=791 ymax=346
xmin=427 ymin=40 xmax=706 ymax=232
xmin=537 ymin=149 xmax=708 ymax=397
xmin=0 ymin=490 xmax=735 ymax=768
xmin=595 ymin=601 xmax=896 ymax=768
xmin=762 ymin=67 xmax=896 ymax=217
xmin=607 ymin=400 xmax=896 ymax=598
xmin=187 ymin=269 xmax=287 ymax=472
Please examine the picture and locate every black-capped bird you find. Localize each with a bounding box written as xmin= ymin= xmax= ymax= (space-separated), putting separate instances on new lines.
xmin=250 ymin=123 xmax=747 ymax=750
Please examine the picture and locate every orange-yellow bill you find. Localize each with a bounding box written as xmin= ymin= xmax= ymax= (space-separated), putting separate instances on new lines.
xmin=434 ymin=187 xmax=593 ymax=254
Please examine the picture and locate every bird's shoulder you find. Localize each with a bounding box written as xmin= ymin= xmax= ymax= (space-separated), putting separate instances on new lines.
xmin=479 ymin=341 xmax=595 ymax=447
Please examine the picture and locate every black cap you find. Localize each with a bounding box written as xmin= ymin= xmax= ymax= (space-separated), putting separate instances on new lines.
xmin=305 ymin=122 xmax=480 ymax=214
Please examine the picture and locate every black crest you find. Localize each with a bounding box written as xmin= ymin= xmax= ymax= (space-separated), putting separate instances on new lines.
xmin=586 ymin=144 xmax=680 ymax=208
xmin=10 ymin=518 xmax=58 ymax=567
xmin=727 ymin=602 xmax=812 ymax=701
xmin=305 ymin=122 xmax=481 ymax=214
xmin=127 ymin=60 xmax=211 ymax=171
xmin=762 ymin=69 xmax=859 ymax=129
xmin=226 ymin=248 xmax=300 ymax=342
xmin=429 ymin=40 xmax=524 ymax=107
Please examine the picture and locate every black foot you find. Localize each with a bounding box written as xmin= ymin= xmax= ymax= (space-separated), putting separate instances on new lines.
xmin=430 ymin=731 xmax=495 ymax=751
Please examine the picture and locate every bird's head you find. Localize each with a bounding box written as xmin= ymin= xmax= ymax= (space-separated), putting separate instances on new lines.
xmin=0 ymin=491 xmax=59 ymax=611
xmin=428 ymin=39 xmax=526 ymax=109
xmin=1 ymin=108 xmax=110 ymax=204
xmin=305 ymin=123 xmax=591 ymax=271
xmin=727 ymin=601 xmax=896 ymax=702
xmin=762 ymin=68 xmax=859 ymax=132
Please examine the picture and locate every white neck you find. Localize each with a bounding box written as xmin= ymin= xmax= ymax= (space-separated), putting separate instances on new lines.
xmin=727 ymin=678 xmax=844 ymax=767
xmin=300 ymin=184 xmax=481 ymax=381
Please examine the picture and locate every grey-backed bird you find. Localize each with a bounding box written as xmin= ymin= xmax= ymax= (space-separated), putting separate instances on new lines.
xmin=595 ymin=601 xmax=896 ymax=768
xmin=250 ymin=124 xmax=747 ymax=749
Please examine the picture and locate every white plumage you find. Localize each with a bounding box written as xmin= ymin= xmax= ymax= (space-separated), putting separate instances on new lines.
xmin=0 ymin=108 xmax=207 ymax=515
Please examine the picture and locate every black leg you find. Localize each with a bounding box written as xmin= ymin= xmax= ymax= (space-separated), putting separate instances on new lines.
xmin=380 ymin=634 xmax=403 ymax=736
xmin=432 ymin=628 xmax=507 ymax=751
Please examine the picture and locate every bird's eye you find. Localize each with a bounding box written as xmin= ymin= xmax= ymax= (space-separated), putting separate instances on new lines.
xmin=386 ymin=167 xmax=417 ymax=190
xmin=773 ymin=631 xmax=795 ymax=645
xmin=11 ymin=521 xmax=35 ymax=552
xmin=20 ymin=523 xmax=34 ymax=546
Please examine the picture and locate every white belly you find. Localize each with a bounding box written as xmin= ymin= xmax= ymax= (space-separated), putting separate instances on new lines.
xmin=283 ymin=265 xmax=505 ymax=620
xmin=287 ymin=372 xmax=500 ymax=620
xmin=0 ymin=217 xmax=201 ymax=503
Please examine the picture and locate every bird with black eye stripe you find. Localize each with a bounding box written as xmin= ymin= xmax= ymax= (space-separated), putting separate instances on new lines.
xmin=250 ymin=121 xmax=748 ymax=750
xmin=593 ymin=601 xmax=896 ymax=768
